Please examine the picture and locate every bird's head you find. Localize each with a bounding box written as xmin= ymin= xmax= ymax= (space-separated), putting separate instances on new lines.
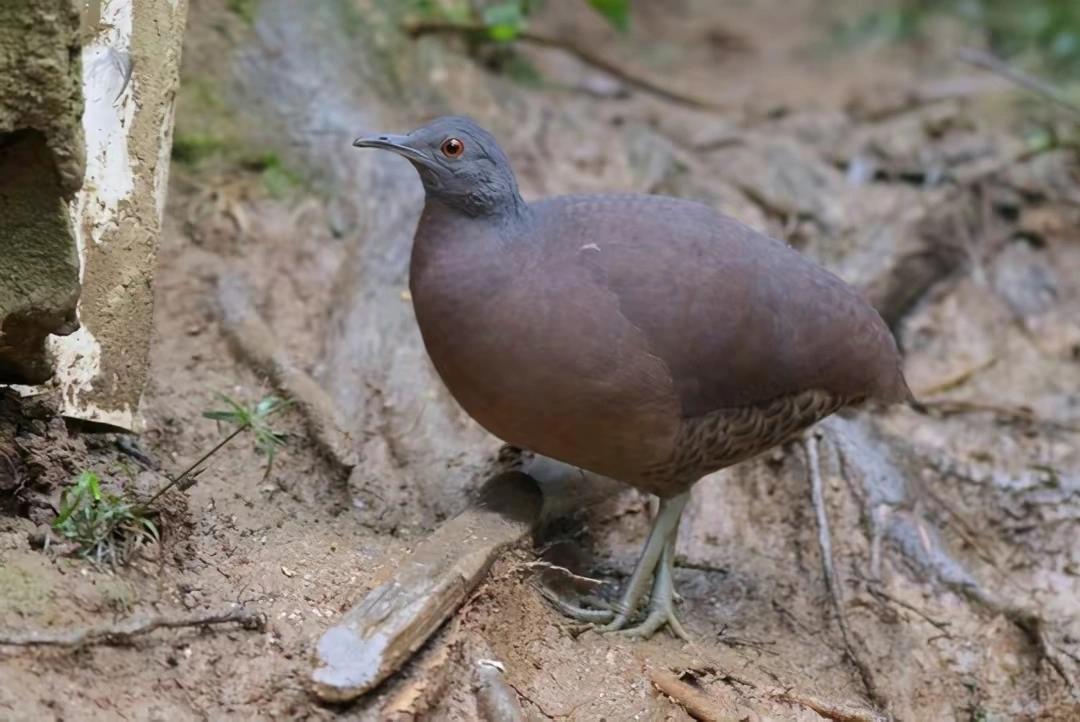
xmin=353 ymin=116 xmax=525 ymax=219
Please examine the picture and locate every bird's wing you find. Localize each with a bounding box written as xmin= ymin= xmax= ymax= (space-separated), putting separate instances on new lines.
xmin=535 ymin=194 xmax=909 ymax=418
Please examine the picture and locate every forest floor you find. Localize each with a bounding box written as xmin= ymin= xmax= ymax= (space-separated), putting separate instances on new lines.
xmin=2 ymin=0 xmax=1079 ymax=719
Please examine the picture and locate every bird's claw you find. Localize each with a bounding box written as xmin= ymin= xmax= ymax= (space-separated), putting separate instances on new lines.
xmin=598 ymin=601 xmax=690 ymax=641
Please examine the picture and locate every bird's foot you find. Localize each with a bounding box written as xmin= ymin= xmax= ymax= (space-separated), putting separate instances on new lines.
xmin=598 ymin=526 xmax=690 ymax=641
xmin=538 ymin=492 xmax=692 ymax=640
xmin=609 ymin=597 xmax=690 ymax=641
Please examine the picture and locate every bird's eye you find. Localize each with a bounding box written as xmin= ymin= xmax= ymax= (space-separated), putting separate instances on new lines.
xmin=440 ymin=137 xmax=465 ymax=158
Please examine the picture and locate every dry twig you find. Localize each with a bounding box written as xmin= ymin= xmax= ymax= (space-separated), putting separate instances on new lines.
xmin=864 ymin=583 xmax=951 ymax=635
xmin=311 ymin=472 xmax=543 ymax=702
xmin=916 ymin=399 xmax=1080 ymax=434
xmin=403 ymin=19 xmax=721 ymax=111
xmin=914 ymin=357 xmax=999 ymax=398
xmin=995 ymin=604 xmax=1079 ymax=699
xmin=0 ymin=607 xmax=263 ymax=648
xmin=520 ymin=560 xmax=605 ymax=587
xmin=475 ymin=654 xmax=527 ymax=722
xmin=958 ymin=47 xmax=1080 ymax=119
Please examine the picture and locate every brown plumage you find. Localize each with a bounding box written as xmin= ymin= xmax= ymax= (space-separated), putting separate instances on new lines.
xmin=354 ymin=116 xmax=910 ymax=638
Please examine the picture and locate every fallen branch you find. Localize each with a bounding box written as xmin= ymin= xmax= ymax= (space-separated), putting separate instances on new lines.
xmin=0 ymin=607 xmax=263 ymax=648
xmin=403 ymin=19 xmax=721 ymax=111
xmin=914 ymin=357 xmax=998 ymax=398
xmin=958 ymin=47 xmax=1080 ymax=119
xmin=805 ymin=433 xmax=889 ymax=713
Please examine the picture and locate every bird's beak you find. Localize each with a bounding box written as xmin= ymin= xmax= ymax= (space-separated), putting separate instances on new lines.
xmin=352 ymin=133 xmax=433 ymax=167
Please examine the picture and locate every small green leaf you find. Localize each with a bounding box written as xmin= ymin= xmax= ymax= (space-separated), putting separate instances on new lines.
xmin=483 ymin=2 xmax=526 ymax=41
xmin=140 ymin=518 xmax=160 ymax=542
xmin=254 ymin=395 xmax=287 ymax=419
xmin=83 ymin=470 xmax=102 ymax=501
xmin=204 ymin=393 xmax=254 ymax=427
xmin=203 ymin=410 xmax=241 ymax=422
xmin=587 ymin=0 xmax=630 ymax=32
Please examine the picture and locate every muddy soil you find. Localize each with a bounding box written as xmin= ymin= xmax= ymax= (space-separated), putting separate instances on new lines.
xmin=2 ymin=0 xmax=1079 ymax=720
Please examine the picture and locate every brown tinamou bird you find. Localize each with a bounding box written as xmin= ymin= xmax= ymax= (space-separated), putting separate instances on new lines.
xmin=353 ymin=116 xmax=910 ymax=639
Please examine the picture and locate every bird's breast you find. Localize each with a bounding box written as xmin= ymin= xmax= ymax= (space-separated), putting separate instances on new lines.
xmin=408 ymin=226 xmax=679 ymax=482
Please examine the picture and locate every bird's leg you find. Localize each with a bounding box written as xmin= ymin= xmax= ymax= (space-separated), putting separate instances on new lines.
xmin=614 ymin=510 xmax=691 ymax=640
xmin=600 ymin=491 xmax=690 ymax=635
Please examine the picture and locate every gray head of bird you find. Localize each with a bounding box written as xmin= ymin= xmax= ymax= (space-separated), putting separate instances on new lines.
xmin=353 ymin=115 xmax=525 ymax=219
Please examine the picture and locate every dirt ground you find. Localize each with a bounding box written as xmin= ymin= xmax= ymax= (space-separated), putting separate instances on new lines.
xmin=2 ymin=0 xmax=1079 ymax=719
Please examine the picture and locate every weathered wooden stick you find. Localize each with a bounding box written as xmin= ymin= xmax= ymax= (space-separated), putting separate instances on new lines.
xmin=310 ymin=453 xmax=625 ymax=702
xmin=310 ymin=471 xmax=543 ymax=702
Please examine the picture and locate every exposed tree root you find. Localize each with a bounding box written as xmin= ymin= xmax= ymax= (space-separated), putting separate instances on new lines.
xmin=804 ymin=432 xmax=890 ymax=715
xmin=215 ymin=271 xmax=357 ymax=472
xmin=650 ymin=665 xmax=886 ymax=722
xmin=649 ymin=667 xmax=723 ymax=722
xmin=825 ymin=418 xmax=1080 ymax=703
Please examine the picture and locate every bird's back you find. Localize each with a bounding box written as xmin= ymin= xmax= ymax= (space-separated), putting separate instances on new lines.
xmin=529 ymin=194 xmax=910 ymax=415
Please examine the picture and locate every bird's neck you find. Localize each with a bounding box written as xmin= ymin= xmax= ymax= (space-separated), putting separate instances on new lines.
xmin=417 ymin=194 xmax=531 ymax=244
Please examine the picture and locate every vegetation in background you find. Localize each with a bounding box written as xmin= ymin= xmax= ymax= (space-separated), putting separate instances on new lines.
xmin=838 ymin=0 xmax=1080 ymax=78
xmin=226 ymin=0 xmax=259 ymax=26
xmin=49 ymin=394 xmax=290 ymax=568
xmin=171 ymin=66 xmax=306 ymax=199
xmin=172 ymin=125 xmax=307 ymax=198
xmin=171 ymin=133 xmax=229 ymax=166
xmin=410 ymin=0 xmax=631 ymax=41
xmin=242 ymin=153 xmax=304 ymax=199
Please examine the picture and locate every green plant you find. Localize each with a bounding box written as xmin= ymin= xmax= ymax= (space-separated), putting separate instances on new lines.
xmin=412 ymin=0 xmax=631 ymax=41
xmin=241 ymin=153 xmax=305 ymax=199
xmin=143 ymin=393 xmax=291 ymax=508
xmin=171 ymin=132 xmax=228 ymax=166
xmin=203 ymin=394 xmax=291 ymax=476
xmin=51 ymin=471 xmax=159 ymax=568
xmin=50 ymin=394 xmax=291 ymax=567
xmin=482 ymin=2 xmax=529 ymax=41
xmin=227 ymin=0 xmax=259 ymax=25
xmin=965 ymin=0 xmax=1080 ymax=76
xmin=836 ymin=0 xmax=1080 ymax=77
xmin=587 ymin=0 xmax=629 ymax=33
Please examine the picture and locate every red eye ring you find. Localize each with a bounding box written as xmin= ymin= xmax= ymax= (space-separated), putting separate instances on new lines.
xmin=441 ymin=137 xmax=465 ymax=158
